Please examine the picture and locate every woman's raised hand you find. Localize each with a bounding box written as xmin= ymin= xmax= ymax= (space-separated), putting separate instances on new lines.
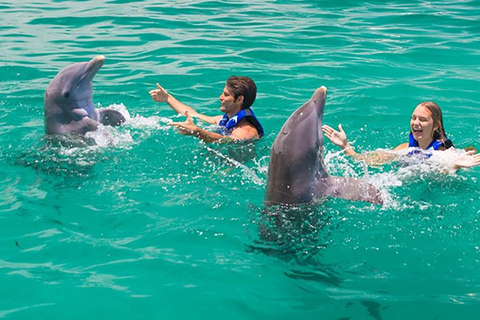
xmin=322 ymin=124 xmax=349 ymax=149
xmin=454 ymin=149 xmax=480 ymax=169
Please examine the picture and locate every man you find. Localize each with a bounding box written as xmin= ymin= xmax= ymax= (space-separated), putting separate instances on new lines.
xmin=149 ymin=76 xmax=263 ymax=143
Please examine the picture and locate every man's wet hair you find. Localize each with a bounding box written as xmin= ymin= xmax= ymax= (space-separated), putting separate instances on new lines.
xmin=226 ymin=76 xmax=257 ymax=110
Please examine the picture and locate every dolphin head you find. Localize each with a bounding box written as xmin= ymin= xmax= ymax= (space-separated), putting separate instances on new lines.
xmin=272 ymin=86 xmax=327 ymax=162
xmin=44 ymin=55 xmax=105 ymax=133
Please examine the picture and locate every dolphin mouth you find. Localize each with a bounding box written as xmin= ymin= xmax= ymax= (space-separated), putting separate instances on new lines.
xmin=77 ymin=55 xmax=105 ymax=87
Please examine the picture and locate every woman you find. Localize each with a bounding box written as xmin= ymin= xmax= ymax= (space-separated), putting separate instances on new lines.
xmin=322 ymin=101 xmax=480 ymax=170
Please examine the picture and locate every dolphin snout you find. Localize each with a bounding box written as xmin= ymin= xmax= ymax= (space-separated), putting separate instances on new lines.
xmin=86 ymin=55 xmax=105 ymax=74
xmin=94 ymin=55 xmax=105 ymax=62
xmin=315 ymin=86 xmax=327 ymax=95
xmin=311 ymin=86 xmax=327 ymax=105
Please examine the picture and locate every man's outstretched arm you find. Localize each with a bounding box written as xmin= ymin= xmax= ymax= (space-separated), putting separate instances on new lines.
xmin=150 ymin=83 xmax=221 ymax=125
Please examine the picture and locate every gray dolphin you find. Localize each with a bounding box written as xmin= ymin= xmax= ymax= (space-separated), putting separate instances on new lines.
xmin=44 ymin=55 xmax=126 ymax=135
xmin=264 ymin=86 xmax=382 ymax=206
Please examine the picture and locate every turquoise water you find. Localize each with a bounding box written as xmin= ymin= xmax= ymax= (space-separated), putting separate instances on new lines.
xmin=1 ymin=0 xmax=480 ymax=318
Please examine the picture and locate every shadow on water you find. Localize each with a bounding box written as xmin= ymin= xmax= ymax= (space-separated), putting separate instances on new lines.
xmin=247 ymin=202 xmax=344 ymax=287
xmin=246 ymin=200 xmax=394 ymax=320
xmin=360 ymin=301 xmax=387 ymax=320
xmin=200 ymin=139 xmax=271 ymax=186
xmin=13 ymin=134 xmax=103 ymax=178
xmin=204 ymin=138 xmax=270 ymax=165
xmin=0 ymin=133 xmax=107 ymax=218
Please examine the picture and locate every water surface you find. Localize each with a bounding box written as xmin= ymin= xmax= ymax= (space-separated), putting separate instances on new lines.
xmin=1 ymin=0 xmax=480 ymax=319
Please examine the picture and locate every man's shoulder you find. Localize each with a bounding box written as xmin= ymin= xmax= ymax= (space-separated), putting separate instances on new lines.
xmin=236 ymin=120 xmax=258 ymax=131
xmin=231 ymin=121 xmax=259 ymax=139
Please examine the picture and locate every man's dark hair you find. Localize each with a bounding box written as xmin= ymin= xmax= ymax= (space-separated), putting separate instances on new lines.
xmin=226 ymin=76 xmax=257 ymax=110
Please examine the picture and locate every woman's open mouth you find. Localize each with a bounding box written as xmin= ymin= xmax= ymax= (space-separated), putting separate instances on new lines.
xmin=412 ymin=128 xmax=423 ymax=136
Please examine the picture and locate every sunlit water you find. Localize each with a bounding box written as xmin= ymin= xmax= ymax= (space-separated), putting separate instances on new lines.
xmin=1 ymin=0 xmax=480 ymax=319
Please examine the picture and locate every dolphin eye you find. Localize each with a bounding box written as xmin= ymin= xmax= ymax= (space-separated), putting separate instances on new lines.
xmin=64 ymin=91 xmax=70 ymax=98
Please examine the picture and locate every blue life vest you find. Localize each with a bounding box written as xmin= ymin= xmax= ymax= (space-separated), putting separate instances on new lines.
xmin=407 ymin=133 xmax=451 ymax=158
xmin=218 ymin=108 xmax=264 ymax=138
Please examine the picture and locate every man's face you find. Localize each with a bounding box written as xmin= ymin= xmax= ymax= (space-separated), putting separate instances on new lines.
xmin=218 ymin=86 xmax=242 ymax=115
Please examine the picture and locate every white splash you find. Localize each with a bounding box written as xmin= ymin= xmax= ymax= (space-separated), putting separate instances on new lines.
xmin=323 ymin=147 xmax=475 ymax=210
xmin=83 ymin=103 xmax=174 ymax=147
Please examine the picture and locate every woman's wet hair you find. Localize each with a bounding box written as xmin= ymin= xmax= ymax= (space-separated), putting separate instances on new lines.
xmin=226 ymin=76 xmax=257 ymax=109
xmin=416 ymin=101 xmax=453 ymax=149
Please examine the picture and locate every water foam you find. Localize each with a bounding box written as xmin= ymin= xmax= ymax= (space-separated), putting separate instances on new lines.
xmin=324 ymin=147 xmax=476 ymax=210
xmin=83 ymin=103 xmax=173 ymax=148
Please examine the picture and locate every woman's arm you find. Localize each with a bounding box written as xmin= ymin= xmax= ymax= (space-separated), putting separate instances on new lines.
xmin=322 ymin=124 xmax=401 ymax=165
xmin=453 ymin=150 xmax=480 ymax=170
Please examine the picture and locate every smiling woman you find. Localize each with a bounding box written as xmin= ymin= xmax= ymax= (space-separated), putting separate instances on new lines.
xmin=398 ymin=101 xmax=453 ymax=151
xmin=322 ymin=101 xmax=480 ymax=170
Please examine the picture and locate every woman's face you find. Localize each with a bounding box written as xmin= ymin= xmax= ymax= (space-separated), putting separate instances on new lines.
xmin=410 ymin=105 xmax=438 ymax=143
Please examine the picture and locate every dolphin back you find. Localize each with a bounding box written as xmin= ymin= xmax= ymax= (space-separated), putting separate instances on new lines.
xmin=98 ymin=109 xmax=126 ymax=126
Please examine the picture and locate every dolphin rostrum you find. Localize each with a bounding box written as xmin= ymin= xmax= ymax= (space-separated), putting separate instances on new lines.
xmin=44 ymin=55 xmax=126 ymax=135
xmin=264 ymin=86 xmax=382 ymax=206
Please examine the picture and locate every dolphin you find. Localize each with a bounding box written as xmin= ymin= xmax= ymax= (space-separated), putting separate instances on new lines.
xmin=44 ymin=55 xmax=126 ymax=135
xmin=264 ymin=86 xmax=382 ymax=206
